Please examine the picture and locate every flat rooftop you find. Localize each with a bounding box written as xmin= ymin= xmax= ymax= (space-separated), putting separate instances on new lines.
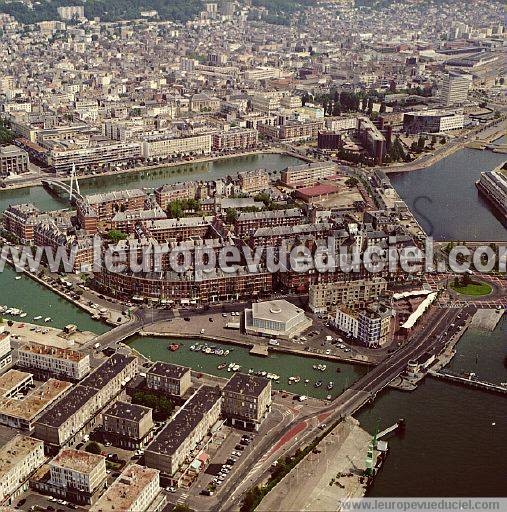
xmin=146 ymin=386 xmax=221 ymax=458
xmin=223 ymin=372 xmax=270 ymax=398
xmin=85 ymin=188 xmax=146 ymax=205
xmin=0 ymin=369 xmax=32 ymax=396
xmin=80 ymin=354 xmax=136 ymax=390
xmin=90 ymin=464 xmax=159 ymax=512
xmin=51 ymin=448 xmax=105 ymax=475
xmin=0 ymin=379 xmax=72 ymax=421
xmin=35 ymin=385 xmax=98 ymax=428
xmin=20 ymin=342 xmax=89 ymax=363
xmin=148 ymin=361 xmax=190 ymax=380
xmin=104 ymin=401 xmax=151 ymax=423
xmin=0 ymin=435 xmax=43 ymax=481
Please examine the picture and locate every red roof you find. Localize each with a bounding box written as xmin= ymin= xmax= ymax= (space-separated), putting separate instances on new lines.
xmin=296 ymin=183 xmax=339 ymax=198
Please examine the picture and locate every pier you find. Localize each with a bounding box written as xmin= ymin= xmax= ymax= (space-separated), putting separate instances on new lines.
xmin=377 ymin=419 xmax=405 ymax=440
xmin=429 ymin=370 xmax=507 ymax=395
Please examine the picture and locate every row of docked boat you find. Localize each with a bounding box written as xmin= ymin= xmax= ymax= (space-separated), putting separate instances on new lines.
xmin=0 ymin=305 xmax=52 ymax=322
xmin=190 ymin=343 xmax=230 ymax=357
xmin=216 ymin=362 xmax=242 ymax=372
xmin=0 ymin=306 xmax=27 ymax=318
xmin=313 ymin=364 xmax=327 ymax=371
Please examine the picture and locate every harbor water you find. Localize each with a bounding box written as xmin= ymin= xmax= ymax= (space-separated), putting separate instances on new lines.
xmin=358 ymin=317 xmax=507 ymax=497
xmin=389 ymin=145 xmax=507 ymax=241
xmin=128 ymin=335 xmax=368 ymax=400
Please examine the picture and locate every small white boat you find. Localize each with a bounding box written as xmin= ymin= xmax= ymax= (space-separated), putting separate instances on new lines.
xmin=19 ymin=313 xmax=27 ymax=318
xmin=33 ymin=316 xmax=42 ymax=320
xmin=44 ymin=317 xmax=52 ymax=323
xmin=15 ymin=276 xmax=22 ymax=280
xmin=224 ymin=350 xmax=229 ymax=356
xmin=10 ymin=308 xmax=21 ymax=316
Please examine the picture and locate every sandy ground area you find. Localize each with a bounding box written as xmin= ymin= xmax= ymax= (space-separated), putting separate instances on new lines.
xmin=257 ymin=416 xmax=371 ymax=512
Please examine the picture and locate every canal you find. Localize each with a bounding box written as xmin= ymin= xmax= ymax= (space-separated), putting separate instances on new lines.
xmin=0 ymin=264 xmax=108 ymax=333
xmin=128 ymin=335 xmax=368 ymax=401
xmin=0 ymin=153 xmax=301 ymax=213
xmin=389 ymin=144 xmax=507 ymax=241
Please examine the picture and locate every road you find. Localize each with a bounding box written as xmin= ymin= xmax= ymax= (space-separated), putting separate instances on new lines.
xmin=82 ymin=308 xmax=175 ymax=351
xmin=214 ymin=306 xmax=462 ymax=512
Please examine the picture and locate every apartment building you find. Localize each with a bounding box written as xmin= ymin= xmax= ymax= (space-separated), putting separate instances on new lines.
xmin=47 ymin=141 xmax=142 ymax=174
xmin=33 ymin=385 xmax=101 ymax=450
xmin=79 ymin=354 xmax=137 ymax=408
xmin=154 ymin=182 xmax=198 ymax=210
xmin=143 ymin=216 xmax=213 ymax=242
xmin=17 ymin=342 xmax=91 ymax=381
xmin=0 ymin=145 xmax=29 ymax=177
xmin=249 ymin=222 xmax=334 ymax=249
xmin=309 ymin=278 xmax=388 ymax=313
xmin=234 ymin=208 xmax=304 ymax=237
xmin=146 ymin=362 xmax=192 ymax=397
xmin=102 ymin=401 xmax=154 ymax=449
xmin=222 ymin=373 xmax=272 ymax=431
xmin=0 ymin=369 xmax=33 ymax=398
xmin=76 ymin=200 xmax=98 ymax=235
xmin=90 ymin=464 xmax=162 ymax=512
xmin=83 ymin=189 xmax=147 ymax=220
xmin=212 ymin=128 xmax=258 ymax=151
xmin=34 ymin=221 xmax=95 ymax=273
xmin=280 ymin=161 xmax=336 ymax=188
xmin=111 ymin=208 xmax=167 ymax=234
xmin=258 ymin=120 xmax=324 ymax=141
xmin=250 ymin=94 xmax=281 ymax=114
xmin=238 ymin=169 xmax=269 ymax=194
xmin=357 ymin=117 xmax=386 ymax=164
xmin=2 ymin=203 xmax=45 ymax=243
xmin=33 ymin=449 xmax=107 ymax=505
xmin=440 ymin=72 xmax=472 ymax=106
xmin=94 ymin=266 xmax=273 ymax=303
xmin=34 ymin=354 xmax=137 ymax=451
xmin=145 ymin=386 xmax=222 ymax=480
xmin=0 ymin=378 xmax=72 ymax=430
xmin=0 ymin=436 xmax=45 ymax=504
xmin=0 ymin=329 xmax=12 ymax=371
xmin=57 ymin=5 xmax=84 ymax=19
xmin=335 ymin=302 xmax=393 ymax=348
xmin=142 ymin=134 xmax=212 ymax=159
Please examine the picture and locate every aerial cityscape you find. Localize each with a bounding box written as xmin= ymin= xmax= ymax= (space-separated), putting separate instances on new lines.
xmin=0 ymin=0 xmax=505 ymax=511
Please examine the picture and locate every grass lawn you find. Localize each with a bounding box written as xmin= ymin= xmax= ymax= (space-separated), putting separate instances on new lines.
xmin=451 ymin=281 xmax=492 ymax=296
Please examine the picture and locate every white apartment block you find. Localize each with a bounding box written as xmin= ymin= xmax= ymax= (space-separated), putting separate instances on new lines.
xmin=0 ymin=436 xmax=45 ymax=504
xmin=49 ymin=449 xmax=106 ymax=495
xmin=18 ymin=343 xmax=90 ymax=380
xmin=142 ymin=134 xmax=212 ymax=159
xmin=0 ymin=328 xmax=12 ymax=371
xmin=90 ymin=464 xmax=161 ymax=512
xmin=440 ymin=73 xmax=472 ymax=106
xmin=309 ymin=278 xmax=388 ymax=313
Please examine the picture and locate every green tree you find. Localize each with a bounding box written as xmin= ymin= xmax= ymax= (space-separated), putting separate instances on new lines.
xmin=107 ymin=230 xmax=128 ymax=243
xmin=85 ymin=441 xmax=101 ymax=455
xmin=345 ymin=177 xmax=359 ymax=187
xmin=225 ymin=208 xmax=239 ymax=224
